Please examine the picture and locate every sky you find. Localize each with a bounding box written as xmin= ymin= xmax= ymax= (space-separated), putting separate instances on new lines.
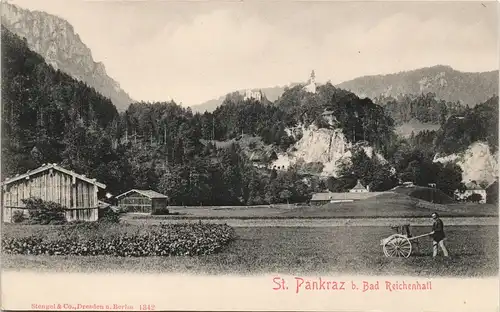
xmin=8 ymin=0 xmax=500 ymax=107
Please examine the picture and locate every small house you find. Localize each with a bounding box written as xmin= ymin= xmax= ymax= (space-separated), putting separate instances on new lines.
xmin=310 ymin=192 xmax=333 ymax=205
xmin=454 ymin=180 xmax=487 ymax=204
xmin=250 ymin=151 xmax=267 ymax=168
xmin=115 ymin=189 xmax=168 ymax=214
xmin=402 ymin=181 xmax=415 ymax=188
xmin=310 ymin=190 xmax=381 ymax=205
xmin=1 ymin=163 xmax=106 ymax=222
xmin=349 ymin=180 xmax=369 ymax=193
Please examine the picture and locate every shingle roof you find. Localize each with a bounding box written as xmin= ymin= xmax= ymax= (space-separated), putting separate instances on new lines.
xmin=1 ymin=163 xmax=106 ymax=189
xmin=116 ymin=189 xmax=168 ymax=199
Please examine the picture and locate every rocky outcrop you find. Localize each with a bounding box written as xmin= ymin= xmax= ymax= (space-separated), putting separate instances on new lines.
xmin=272 ymin=125 xmax=386 ymax=177
xmin=1 ymin=2 xmax=134 ymax=111
xmin=434 ymin=142 xmax=499 ymax=185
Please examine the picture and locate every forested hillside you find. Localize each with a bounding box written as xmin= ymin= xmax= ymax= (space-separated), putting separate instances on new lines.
xmin=1 ymin=26 xmax=313 ymax=205
xmin=1 ymin=2 xmax=134 ymax=111
xmin=1 ymin=25 xmax=121 ymax=187
xmin=377 ymin=92 xmax=467 ymax=126
xmin=337 ymin=65 xmax=498 ymax=107
xmin=2 ymin=26 xmax=482 ymax=205
xmin=434 ymin=96 xmax=499 ymax=155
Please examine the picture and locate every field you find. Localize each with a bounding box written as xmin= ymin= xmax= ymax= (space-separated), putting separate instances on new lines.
xmin=123 ymin=216 xmax=498 ymax=227
xmin=140 ymin=191 xmax=498 ymax=219
xmin=2 ymin=191 xmax=497 ymax=277
xmin=2 ymin=224 xmax=498 ymax=277
xmin=391 ymin=186 xmax=455 ymax=204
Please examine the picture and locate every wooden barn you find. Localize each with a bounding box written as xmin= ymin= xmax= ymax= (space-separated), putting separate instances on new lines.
xmin=115 ymin=189 xmax=168 ymax=214
xmin=1 ymin=163 xmax=106 ymax=223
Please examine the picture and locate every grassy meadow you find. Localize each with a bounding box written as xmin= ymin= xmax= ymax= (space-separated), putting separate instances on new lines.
xmin=2 ymin=224 xmax=498 ymax=277
xmin=135 ymin=191 xmax=498 ymax=219
xmin=2 ymin=190 xmax=497 ymax=276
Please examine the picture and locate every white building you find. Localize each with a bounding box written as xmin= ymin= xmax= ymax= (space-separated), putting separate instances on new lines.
xmin=454 ymin=180 xmax=487 ymax=204
xmin=304 ymin=70 xmax=317 ymax=93
xmin=244 ymin=90 xmax=263 ymax=102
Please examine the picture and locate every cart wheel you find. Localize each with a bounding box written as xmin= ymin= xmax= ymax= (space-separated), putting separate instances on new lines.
xmin=383 ymin=234 xmax=412 ymax=258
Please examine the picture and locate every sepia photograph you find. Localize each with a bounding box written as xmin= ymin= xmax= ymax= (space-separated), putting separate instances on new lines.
xmin=0 ymin=0 xmax=498 ymax=310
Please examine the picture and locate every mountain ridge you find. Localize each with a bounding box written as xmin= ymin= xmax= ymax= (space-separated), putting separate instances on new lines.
xmin=191 ymin=65 xmax=498 ymax=112
xmin=1 ymin=2 xmax=134 ymax=111
xmin=337 ymin=65 xmax=498 ymax=106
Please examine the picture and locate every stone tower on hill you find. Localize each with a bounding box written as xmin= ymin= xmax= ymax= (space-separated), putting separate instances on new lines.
xmin=304 ymin=70 xmax=317 ymax=93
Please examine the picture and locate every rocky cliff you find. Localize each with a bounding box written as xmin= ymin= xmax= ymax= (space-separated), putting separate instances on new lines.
xmin=434 ymin=142 xmax=499 ymax=185
xmin=1 ymin=2 xmax=134 ymax=111
xmin=272 ymin=125 xmax=386 ymax=177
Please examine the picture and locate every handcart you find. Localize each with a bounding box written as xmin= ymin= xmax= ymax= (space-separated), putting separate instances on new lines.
xmin=380 ymin=223 xmax=432 ymax=258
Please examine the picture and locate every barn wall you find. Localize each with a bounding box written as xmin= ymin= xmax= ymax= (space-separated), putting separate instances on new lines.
xmin=2 ymin=171 xmax=98 ymax=209
xmin=2 ymin=169 xmax=100 ymax=223
xmin=118 ymin=193 xmax=152 ymax=213
xmin=74 ymin=179 xmax=97 ymax=208
xmin=65 ymin=208 xmax=98 ymax=222
xmin=151 ymin=198 xmax=168 ymax=213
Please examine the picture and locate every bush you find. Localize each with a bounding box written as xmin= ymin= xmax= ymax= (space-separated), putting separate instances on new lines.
xmin=22 ymin=198 xmax=66 ymax=225
xmin=1 ymin=223 xmax=236 ymax=257
xmin=11 ymin=210 xmax=25 ymax=223
xmin=98 ymin=208 xmax=121 ymax=223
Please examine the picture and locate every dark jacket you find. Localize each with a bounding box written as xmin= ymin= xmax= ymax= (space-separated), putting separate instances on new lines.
xmin=432 ymin=218 xmax=445 ymax=242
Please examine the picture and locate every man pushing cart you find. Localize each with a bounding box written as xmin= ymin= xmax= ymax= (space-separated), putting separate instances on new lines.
xmin=430 ymin=212 xmax=449 ymax=257
xmin=381 ymin=212 xmax=449 ymax=258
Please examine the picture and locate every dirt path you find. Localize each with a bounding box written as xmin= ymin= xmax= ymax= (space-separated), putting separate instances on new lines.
xmin=125 ymin=217 xmax=498 ymax=227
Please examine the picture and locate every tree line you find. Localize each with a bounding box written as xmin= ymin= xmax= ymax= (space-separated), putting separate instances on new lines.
xmin=376 ymin=93 xmax=468 ymax=125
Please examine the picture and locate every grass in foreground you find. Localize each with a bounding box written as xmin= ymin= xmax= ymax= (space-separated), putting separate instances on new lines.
xmin=2 ymin=225 xmax=497 ymax=277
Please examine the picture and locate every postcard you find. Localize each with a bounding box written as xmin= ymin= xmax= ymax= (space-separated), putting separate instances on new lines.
xmin=1 ymin=0 xmax=498 ymax=311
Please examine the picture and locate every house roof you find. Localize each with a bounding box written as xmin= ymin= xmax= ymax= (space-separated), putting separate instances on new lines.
xmin=116 ymin=189 xmax=168 ymax=199
xmin=98 ymin=200 xmax=111 ymax=209
xmin=1 ymin=163 xmax=106 ymax=189
xmin=311 ymin=191 xmax=381 ymax=201
xmin=351 ymin=180 xmax=367 ymax=191
xmin=311 ymin=192 xmax=332 ymax=201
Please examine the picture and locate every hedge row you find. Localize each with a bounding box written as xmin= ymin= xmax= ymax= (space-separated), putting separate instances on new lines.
xmin=2 ymin=223 xmax=236 ymax=257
